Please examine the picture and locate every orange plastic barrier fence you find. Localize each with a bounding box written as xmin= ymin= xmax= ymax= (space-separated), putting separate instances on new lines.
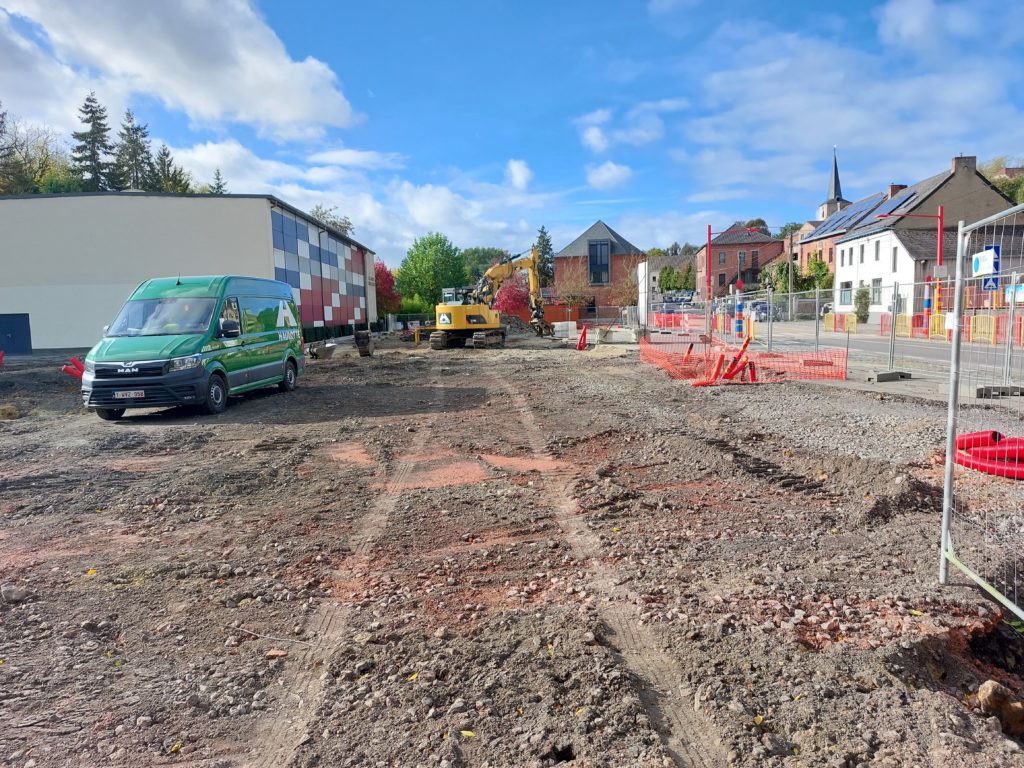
xmin=640 ymin=337 xmax=847 ymax=383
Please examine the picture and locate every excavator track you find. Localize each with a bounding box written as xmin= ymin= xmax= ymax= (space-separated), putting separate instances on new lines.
xmin=468 ymin=329 xmax=506 ymax=349
xmin=428 ymin=331 xmax=448 ymax=350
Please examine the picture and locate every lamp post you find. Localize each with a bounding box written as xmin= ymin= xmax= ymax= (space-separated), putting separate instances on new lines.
xmin=876 ymin=205 xmax=944 ymax=326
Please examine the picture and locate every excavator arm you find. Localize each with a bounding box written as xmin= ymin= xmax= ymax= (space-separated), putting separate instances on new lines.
xmin=471 ymin=247 xmax=553 ymax=336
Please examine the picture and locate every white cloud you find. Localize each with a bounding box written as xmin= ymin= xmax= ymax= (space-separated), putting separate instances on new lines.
xmin=615 ymin=210 xmax=717 ymax=250
xmin=308 ymin=148 xmax=406 ymax=170
xmin=2 ymin=0 xmax=353 ymax=140
xmin=674 ymin=17 xmax=1024 ymax=202
xmin=504 ymin=159 xmax=533 ymax=191
xmin=581 ymin=126 xmax=609 ymax=152
xmin=574 ymin=99 xmax=688 ymax=152
xmin=586 ymin=161 xmax=633 ymax=190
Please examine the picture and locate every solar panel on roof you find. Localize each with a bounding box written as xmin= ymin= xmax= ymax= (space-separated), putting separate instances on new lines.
xmin=871 ymin=191 xmax=916 ymax=219
xmin=810 ymin=193 xmax=884 ymax=238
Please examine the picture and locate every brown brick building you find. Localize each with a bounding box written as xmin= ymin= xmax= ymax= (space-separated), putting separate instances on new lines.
xmin=694 ymin=224 xmax=784 ymax=299
xmin=553 ymin=220 xmax=644 ymax=307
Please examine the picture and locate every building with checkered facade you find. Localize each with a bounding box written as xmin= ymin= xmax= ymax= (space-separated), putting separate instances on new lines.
xmin=0 ymin=192 xmax=377 ymax=352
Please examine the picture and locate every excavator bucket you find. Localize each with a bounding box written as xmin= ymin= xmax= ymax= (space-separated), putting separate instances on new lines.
xmin=354 ymin=330 xmax=374 ymax=357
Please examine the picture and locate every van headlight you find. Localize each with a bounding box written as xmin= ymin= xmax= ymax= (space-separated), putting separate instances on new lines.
xmin=84 ymin=358 xmax=95 ymax=374
xmin=169 ymin=354 xmax=202 ymax=372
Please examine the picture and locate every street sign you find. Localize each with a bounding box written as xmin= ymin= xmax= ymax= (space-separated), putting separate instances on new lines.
xmin=972 ymin=244 xmax=1001 ymax=277
xmin=980 ymin=244 xmax=1002 ymax=291
xmin=983 ymin=275 xmax=1000 ymax=291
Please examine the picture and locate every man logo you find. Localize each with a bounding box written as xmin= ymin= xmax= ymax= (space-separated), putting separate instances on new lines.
xmin=439 ymin=312 xmax=452 ymax=325
xmin=118 ymin=362 xmax=139 ymax=373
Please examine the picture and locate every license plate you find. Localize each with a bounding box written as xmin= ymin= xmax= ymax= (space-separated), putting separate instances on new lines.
xmin=113 ymin=390 xmax=145 ymax=399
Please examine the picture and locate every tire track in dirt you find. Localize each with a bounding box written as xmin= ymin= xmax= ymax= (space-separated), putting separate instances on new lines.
xmin=496 ymin=377 xmax=727 ymax=768
xmin=247 ymin=360 xmax=449 ymax=768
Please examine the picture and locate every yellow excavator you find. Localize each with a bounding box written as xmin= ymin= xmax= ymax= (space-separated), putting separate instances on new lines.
xmin=429 ymin=247 xmax=553 ymax=350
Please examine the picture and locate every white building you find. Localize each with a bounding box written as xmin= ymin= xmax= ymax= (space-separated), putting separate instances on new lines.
xmin=832 ymin=156 xmax=1011 ymax=315
xmin=0 ymin=192 xmax=377 ymax=351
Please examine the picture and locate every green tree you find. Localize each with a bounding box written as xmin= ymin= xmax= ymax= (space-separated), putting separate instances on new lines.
xmin=804 ymin=257 xmax=833 ymax=289
xmin=744 ymin=218 xmax=770 ymax=236
xmin=534 ymin=225 xmax=554 ymax=286
xmin=71 ymin=92 xmax=115 ymax=191
xmin=39 ymin=155 xmax=83 ymax=193
xmin=395 ymin=232 xmax=465 ymax=306
xmin=153 ymin=144 xmax=193 ymax=193
xmin=679 ymin=262 xmax=696 ymax=291
xmin=462 ymin=246 xmax=508 ymax=280
xmin=112 ymin=109 xmax=155 ymax=191
xmin=658 ymin=265 xmax=678 ymax=292
xmin=980 ymin=156 xmax=1024 ymax=204
xmin=309 ymin=203 xmax=353 ymax=236
xmin=760 ymin=260 xmax=790 ymax=293
xmin=210 ymin=168 xmax=227 ymax=194
xmin=0 ymin=119 xmax=63 ymax=195
xmin=399 ymin=293 xmax=434 ymax=314
xmin=854 ymin=286 xmax=870 ymax=323
xmin=777 ymin=221 xmax=803 ymax=239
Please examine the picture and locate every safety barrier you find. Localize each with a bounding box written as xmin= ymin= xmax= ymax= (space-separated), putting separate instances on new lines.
xmin=970 ymin=315 xmax=997 ymax=345
xmin=929 ymin=313 xmax=950 ymax=340
xmin=823 ymin=313 xmax=858 ymax=333
xmin=640 ymin=337 xmax=847 ymax=384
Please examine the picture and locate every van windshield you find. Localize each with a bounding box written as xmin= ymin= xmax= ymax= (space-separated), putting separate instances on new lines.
xmin=107 ymin=298 xmax=217 ymax=337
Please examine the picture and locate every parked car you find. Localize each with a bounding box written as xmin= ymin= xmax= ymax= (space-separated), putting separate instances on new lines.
xmin=748 ymin=301 xmax=780 ymax=322
xmin=82 ymin=275 xmax=304 ymax=420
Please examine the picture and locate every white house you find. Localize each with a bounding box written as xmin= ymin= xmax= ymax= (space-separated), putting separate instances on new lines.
xmin=832 ymin=156 xmax=1011 ymax=316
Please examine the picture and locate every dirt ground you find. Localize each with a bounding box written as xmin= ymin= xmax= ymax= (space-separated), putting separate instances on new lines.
xmin=2 ymin=337 xmax=1024 ymax=767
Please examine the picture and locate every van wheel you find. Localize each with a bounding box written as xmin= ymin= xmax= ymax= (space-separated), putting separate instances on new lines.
xmin=95 ymin=408 xmax=125 ymax=421
xmin=202 ymin=373 xmax=228 ymax=415
xmin=279 ymin=360 xmax=297 ymax=392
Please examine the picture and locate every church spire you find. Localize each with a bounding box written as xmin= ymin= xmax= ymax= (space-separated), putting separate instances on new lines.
xmin=828 ymin=146 xmax=842 ymax=202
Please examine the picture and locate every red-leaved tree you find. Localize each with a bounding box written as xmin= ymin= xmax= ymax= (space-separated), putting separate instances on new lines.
xmin=492 ymin=273 xmax=529 ymax=312
xmin=374 ymin=261 xmax=402 ymax=314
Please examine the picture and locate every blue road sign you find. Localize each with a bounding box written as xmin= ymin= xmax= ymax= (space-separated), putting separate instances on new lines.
xmin=983 ymin=275 xmax=1000 ymax=291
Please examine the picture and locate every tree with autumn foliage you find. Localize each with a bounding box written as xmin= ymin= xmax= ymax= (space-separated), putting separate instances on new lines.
xmin=374 ymin=261 xmax=402 ymax=314
xmin=492 ymin=273 xmax=529 ymax=313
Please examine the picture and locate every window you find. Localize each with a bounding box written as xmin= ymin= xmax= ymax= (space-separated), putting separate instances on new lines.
xmin=718 ymin=272 xmax=726 ymax=286
xmin=718 ymin=251 xmax=726 ymax=264
xmin=840 ymin=281 xmax=853 ymax=305
xmin=871 ymin=278 xmax=882 ymax=304
xmin=240 ymin=296 xmax=285 ymax=334
xmin=588 ymin=240 xmax=610 ymax=284
xmin=828 ymin=247 xmax=833 ymax=263
xmin=892 ymin=247 xmax=898 ymax=273
xmin=219 ymin=297 xmax=240 ymax=331
xmin=752 ymin=249 xmax=759 ymax=262
xmin=738 ymin=250 xmax=746 ymax=265
xmin=859 ymin=244 xmax=864 ymax=263
xmin=875 ymin=241 xmax=880 ymax=261
xmin=839 ymin=249 xmax=844 ymax=267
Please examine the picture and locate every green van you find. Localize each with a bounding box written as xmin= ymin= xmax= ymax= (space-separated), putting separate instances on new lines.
xmin=82 ymin=276 xmax=304 ymax=420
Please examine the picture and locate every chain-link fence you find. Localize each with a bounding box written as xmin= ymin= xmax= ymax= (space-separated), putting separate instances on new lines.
xmin=940 ymin=203 xmax=1024 ymax=622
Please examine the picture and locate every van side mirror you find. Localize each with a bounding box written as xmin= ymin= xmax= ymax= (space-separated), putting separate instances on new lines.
xmin=102 ymin=325 xmax=109 ymax=334
xmin=219 ymin=319 xmax=241 ymax=338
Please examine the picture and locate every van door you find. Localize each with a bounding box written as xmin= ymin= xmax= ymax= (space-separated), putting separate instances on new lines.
xmin=239 ymin=296 xmax=282 ymax=384
xmin=214 ymin=298 xmax=248 ymax=389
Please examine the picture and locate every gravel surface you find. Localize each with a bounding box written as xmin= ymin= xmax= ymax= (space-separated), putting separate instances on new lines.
xmin=1 ymin=338 xmax=1023 ymax=767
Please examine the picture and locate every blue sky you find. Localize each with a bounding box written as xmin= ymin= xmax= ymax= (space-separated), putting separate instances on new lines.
xmin=2 ymin=0 xmax=1023 ymax=265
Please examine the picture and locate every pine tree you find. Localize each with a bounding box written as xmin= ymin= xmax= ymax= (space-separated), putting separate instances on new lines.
xmin=534 ymin=225 xmax=554 ymax=286
xmin=210 ymin=168 xmax=227 ymax=194
xmin=153 ymin=144 xmax=193 ymax=193
xmin=112 ymin=109 xmax=155 ymax=191
xmin=71 ymin=92 xmax=115 ymax=191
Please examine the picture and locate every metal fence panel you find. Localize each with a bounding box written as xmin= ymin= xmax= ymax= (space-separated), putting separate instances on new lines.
xmin=940 ymin=204 xmax=1024 ymax=622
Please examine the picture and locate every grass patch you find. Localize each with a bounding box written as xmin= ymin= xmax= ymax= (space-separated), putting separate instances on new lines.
xmin=0 ymin=404 xmax=22 ymax=420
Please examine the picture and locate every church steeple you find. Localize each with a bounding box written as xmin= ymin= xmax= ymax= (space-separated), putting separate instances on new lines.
xmin=828 ymin=147 xmax=842 ymax=202
xmin=818 ymin=147 xmax=850 ymax=220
